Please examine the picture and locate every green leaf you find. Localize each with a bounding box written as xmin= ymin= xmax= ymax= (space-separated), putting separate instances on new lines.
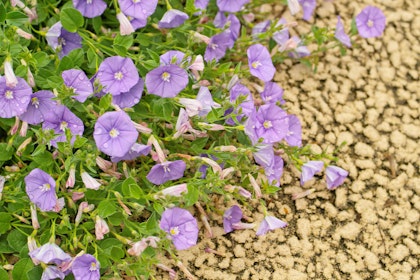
xmin=58 ymin=56 xmax=74 ymax=71
xmin=27 ymin=266 xmax=42 ymax=280
xmin=60 ymin=8 xmax=84 ymax=32
xmin=109 ymin=247 xmax=125 ymax=261
xmin=97 ymin=200 xmax=117 ymax=218
xmin=0 ymin=3 xmax=6 ymax=22
xmin=122 ymin=177 xmax=142 ymax=199
xmin=0 ymin=213 xmax=12 ymax=235
xmin=0 ymin=143 xmax=13 ymax=162
xmin=6 ymin=11 xmax=27 ymax=26
xmin=7 ymin=230 xmax=27 ymax=252
xmin=73 ymin=136 xmax=88 ymax=149
xmin=114 ymin=34 xmax=133 ymax=49
xmin=32 ymin=52 xmax=50 ymax=68
xmin=0 ymin=268 xmax=9 ymax=280
xmin=184 ymin=185 xmax=199 ymax=207
xmin=113 ymin=44 xmax=127 ymax=57
xmin=12 ymin=258 xmax=34 ymax=280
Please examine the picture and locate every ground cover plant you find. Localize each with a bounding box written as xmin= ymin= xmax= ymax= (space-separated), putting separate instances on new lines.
xmin=0 ymin=0 xmax=385 ymax=279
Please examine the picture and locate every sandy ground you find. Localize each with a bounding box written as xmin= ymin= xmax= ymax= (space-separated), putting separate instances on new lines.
xmin=156 ymin=0 xmax=420 ymax=279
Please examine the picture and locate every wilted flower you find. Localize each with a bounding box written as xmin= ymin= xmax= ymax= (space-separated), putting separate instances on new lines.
xmin=111 ymin=143 xmax=151 ymax=162
xmin=159 ymin=207 xmax=198 ymax=250
xmin=72 ymin=0 xmax=107 ymax=18
xmin=300 ymin=161 xmax=324 ymax=185
xmin=112 ymin=78 xmax=144 ymax=109
xmin=247 ymin=44 xmax=276 ymax=82
xmin=62 ymin=69 xmax=93 ymax=103
xmin=355 ymin=6 xmax=386 ymax=38
xmin=325 ymin=165 xmax=348 ymax=190
xmin=285 ymin=114 xmax=302 ymax=147
xmin=256 ymin=215 xmax=287 ymax=236
xmin=93 ymin=111 xmax=139 ymax=157
xmin=29 ymin=243 xmax=71 ymax=265
xmin=159 ymin=183 xmax=188 ymax=197
xmin=97 ymin=56 xmax=139 ymax=96
xmin=46 ymin=22 xmax=82 ymax=58
xmin=288 ymin=36 xmax=311 ymax=58
xmin=81 ymin=172 xmax=101 ymax=190
xmin=0 ymin=76 xmax=32 ymax=118
xmin=335 ymin=16 xmax=351 ymax=48
xmin=25 ymin=168 xmax=58 ymax=212
xmin=128 ymin=236 xmax=160 ymax=256
xmin=42 ymin=105 xmax=84 ymax=147
xmin=216 ymin=0 xmax=249 ymax=13
xmin=178 ymin=98 xmax=203 ymax=117
xmin=158 ymin=9 xmax=189 ymax=28
xmin=223 ymin=205 xmax=242 ymax=233
xmin=145 ymin=64 xmax=189 ymax=98
xmin=299 ymin=0 xmax=316 ymax=21
xmin=287 ymin=0 xmax=301 ymax=15
xmin=95 ymin=216 xmax=110 ymax=240
xmin=196 ymin=86 xmax=221 ymax=117
xmin=146 ymin=160 xmax=186 ymax=185
xmin=72 ymin=254 xmax=100 ymax=280
xmin=117 ymin=12 xmax=135 ymax=35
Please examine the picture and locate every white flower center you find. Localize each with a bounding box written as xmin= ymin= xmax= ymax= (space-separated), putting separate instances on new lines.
xmin=114 ymin=71 xmax=124 ymax=80
xmin=109 ymin=128 xmax=120 ymax=138
xmin=263 ymin=120 xmax=272 ymax=129
xmin=251 ymin=61 xmax=262 ymax=69
xmin=210 ymin=43 xmax=218 ymax=50
xmin=5 ymin=90 xmax=13 ymax=99
xmin=89 ymin=262 xmax=98 ymax=271
xmin=367 ymin=20 xmax=374 ymax=27
xmin=31 ymin=97 xmax=39 ymax=108
xmin=169 ymin=226 xmax=179 ymax=236
xmin=40 ymin=183 xmax=51 ymax=192
xmin=58 ymin=37 xmax=66 ymax=46
xmin=161 ymin=72 xmax=171 ymax=82
xmin=60 ymin=121 xmax=68 ymax=131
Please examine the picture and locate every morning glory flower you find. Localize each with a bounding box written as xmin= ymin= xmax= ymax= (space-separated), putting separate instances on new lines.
xmin=335 ymin=16 xmax=351 ymax=48
xmin=146 ymin=160 xmax=186 ymax=185
xmin=145 ymin=65 xmax=188 ymax=98
xmin=72 ymin=0 xmax=107 ymax=18
xmin=194 ymin=0 xmax=209 ymax=10
xmin=118 ymin=0 xmax=158 ymax=18
xmin=285 ymin=114 xmax=302 ymax=147
xmin=62 ymin=69 xmax=93 ymax=103
xmin=229 ymin=82 xmax=254 ymax=116
xmin=196 ymin=86 xmax=221 ymax=117
xmin=299 ymin=0 xmax=316 ymax=21
xmin=326 ymin=165 xmax=348 ymax=190
xmin=94 ymin=111 xmax=139 ymax=157
xmin=256 ymin=215 xmax=287 ymax=236
xmin=264 ymin=156 xmax=284 ymax=187
xmin=41 ymin=266 xmax=65 ymax=280
xmin=97 ymin=56 xmax=139 ymax=96
xmin=260 ymin=82 xmax=285 ymax=104
xmin=204 ymin=32 xmax=234 ymax=62
xmin=0 ymin=76 xmax=32 ymax=118
xmin=288 ymin=36 xmax=311 ymax=58
xmin=216 ymin=0 xmax=250 ymax=13
xmin=245 ymin=104 xmax=289 ymax=144
xmin=111 ymin=78 xmax=144 ymax=109
xmin=29 ymin=243 xmax=71 ymax=265
xmin=46 ymin=22 xmax=82 ymax=58
xmin=20 ymin=90 xmax=57 ymax=125
xmin=110 ymin=143 xmax=151 ymax=162
xmin=252 ymin=20 xmax=271 ymax=37
xmin=159 ymin=207 xmax=198 ymax=250
xmin=158 ymin=9 xmax=189 ymax=29
xmin=300 ymin=161 xmax=324 ymax=185
xmin=273 ymin=19 xmax=290 ymax=46
xmin=72 ymin=254 xmax=100 ymax=280
xmin=247 ymin=44 xmax=276 ymax=82
xmin=223 ymin=205 xmax=242 ymax=233
xmin=42 ymin=105 xmax=84 ymax=147
xmin=25 ymin=169 xmax=58 ymax=212
xmin=160 ymin=51 xmax=186 ymax=66
xmin=215 ymin=13 xmax=241 ymax=45
xmin=355 ymin=6 xmax=386 ymax=38
xmin=253 ymin=144 xmax=274 ymax=168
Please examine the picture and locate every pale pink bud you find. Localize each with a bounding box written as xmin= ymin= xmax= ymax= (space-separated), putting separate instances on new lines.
xmin=65 ymin=166 xmax=76 ymax=188
xmin=0 ymin=176 xmax=5 ymax=201
xmin=195 ymin=202 xmax=212 ymax=238
xmin=159 ymin=183 xmax=188 ymax=197
xmin=27 ymin=66 xmax=35 ymax=87
xmin=132 ymin=121 xmax=152 ymax=134
xmin=16 ymin=137 xmax=31 ymax=156
xmin=215 ymin=145 xmax=237 ymax=152
xmin=127 ymin=240 xmax=148 ymax=256
xmin=75 ymin=202 xmax=94 ymax=225
xmin=200 ymin=157 xmax=222 ymax=174
xmin=71 ymin=191 xmax=85 ymax=201
xmin=53 ymin=197 xmax=65 ymax=212
xmin=242 ymin=13 xmax=255 ymax=23
xmin=204 ymin=247 xmax=225 ymax=257
xmin=288 ymin=0 xmax=301 ymax=15
xmin=27 ymin=236 xmax=40 ymax=265
xmin=189 ymin=55 xmax=204 ymax=71
xmin=30 ymin=204 xmax=40 ymax=230
xmin=148 ymin=135 xmax=166 ymax=163
xmin=248 ymin=174 xmax=262 ymax=198
xmin=278 ymin=38 xmax=298 ymax=52
xmin=193 ymin=32 xmax=210 ymax=44
xmin=145 ymin=236 xmax=160 ymax=248
xmin=11 ymin=0 xmax=24 ymax=8
xmin=156 ymin=263 xmax=177 ymax=280
xmin=220 ymin=167 xmax=235 ymax=180
xmin=19 ymin=121 xmax=29 ymax=137
xmin=96 ymin=156 xmax=113 ymax=171
xmin=198 ymin=122 xmax=225 ymax=131
xmin=176 ymin=261 xmax=195 ymax=280
xmin=16 ymin=28 xmax=34 ymax=40
xmin=232 ymin=221 xmax=255 ymax=230
xmin=238 ymin=186 xmax=252 ymax=199
xmin=179 ymin=98 xmax=203 ymax=117
xmin=117 ymin=12 xmax=135 ymax=35
xmin=4 ymin=60 xmax=18 ymax=88
xmin=9 ymin=117 xmax=20 ymax=135
xmin=95 ymin=216 xmax=110 ymax=240
xmin=292 ymin=188 xmax=315 ymax=200
xmin=81 ymin=172 xmax=101 ymax=190
xmin=227 ymin=75 xmax=239 ymax=90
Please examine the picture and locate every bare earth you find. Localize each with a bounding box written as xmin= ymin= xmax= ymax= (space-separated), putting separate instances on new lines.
xmin=157 ymin=0 xmax=420 ymax=279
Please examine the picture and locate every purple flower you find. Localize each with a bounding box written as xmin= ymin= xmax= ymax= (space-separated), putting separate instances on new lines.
xmin=160 ymin=51 xmax=186 ymax=66
xmin=72 ymin=254 xmax=100 ymax=280
xmin=355 ymin=6 xmax=386 ymax=38
xmin=245 ymin=104 xmax=288 ymax=144
xmin=260 ymin=82 xmax=284 ymax=104
xmin=285 ymin=114 xmax=302 ymax=147
xmin=196 ymin=86 xmax=221 ymax=117
xmin=25 ymin=168 xmax=57 ymax=212
xmin=0 ymin=76 xmax=32 ymax=118
xmin=129 ymin=15 xmax=148 ymax=30
xmin=118 ymin=0 xmax=158 ymax=18
xmin=72 ymin=0 xmax=106 ymax=18
xmin=247 ymin=44 xmax=276 ymax=82
xmin=42 ymin=266 xmax=65 ymax=280
xmin=158 ymin=9 xmax=189 ymax=29
xmin=253 ymin=144 xmax=274 ymax=167
xmin=42 ymin=105 xmax=84 ymax=147
xmin=264 ymin=156 xmax=284 ymax=187
xmin=229 ymin=82 xmax=254 ymax=116
xmin=117 ymin=12 xmax=135 ymax=35
xmin=223 ymin=205 xmax=242 ymax=233
xmin=46 ymin=22 xmax=82 ymax=58
xmin=252 ymin=20 xmax=271 ymax=37
xmin=216 ymin=14 xmax=240 ymax=44
xmin=62 ymin=69 xmax=93 ymax=103
xmin=325 ymin=165 xmax=348 ymax=190
xmin=145 ymin=65 xmax=188 ymax=98
xmin=204 ymin=32 xmax=234 ymax=62
xmin=93 ymin=111 xmax=139 ymax=157
xmin=20 ymin=90 xmax=57 ymax=125
xmin=335 ymin=16 xmax=351 ymax=47
xmin=256 ymin=215 xmax=287 ymax=236
xmin=146 ymin=160 xmax=186 ymax=185
xmin=300 ymin=160 xmax=324 ymax=185
xmin=216 ymin=0 xmax=250 ymax=13
xmin=299 ymin=0 xmax=316 ymax=21
xmin=110 ymin=143 xmax=151 ymax=162
xmin=288 ymin=36 xmax=310 ymax=58
xmin=111 ymin=77 xmax=144 ymax=108
xmin=29 ymin=243 xmax=71 ymax=265
xmin=159 ymin=207 xmax=198 ymax=250
xmin=97 ymin=56 xmax=139 ymax=96
xmin=273 ymin=19 xmax=290 ymax=45
xmin=194 ymin=0 xmax=209 ymax=10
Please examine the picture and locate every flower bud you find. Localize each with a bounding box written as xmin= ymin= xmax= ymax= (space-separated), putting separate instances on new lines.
xmin=95 ymin=216 xmax=110 ymax=240
xmin=81 ymin=172 xmax=101 ymax=190
xmin=65 ymin=166 xmax=76 ymax=188
xmin=117 ymin=12 xmax=134 ymax=35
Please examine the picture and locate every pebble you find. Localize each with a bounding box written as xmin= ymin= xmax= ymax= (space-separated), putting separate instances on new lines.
xmin=354 ymin=142 xmax=375 ymax=158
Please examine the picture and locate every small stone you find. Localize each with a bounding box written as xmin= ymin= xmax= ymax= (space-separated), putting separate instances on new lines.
xmin=390 ymin=130 xmax=407 ymax=147
xmin=354 ymin=142 xmax=375 ymax=158
xmin=390 ymin=244 xmax=409 ymax=261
